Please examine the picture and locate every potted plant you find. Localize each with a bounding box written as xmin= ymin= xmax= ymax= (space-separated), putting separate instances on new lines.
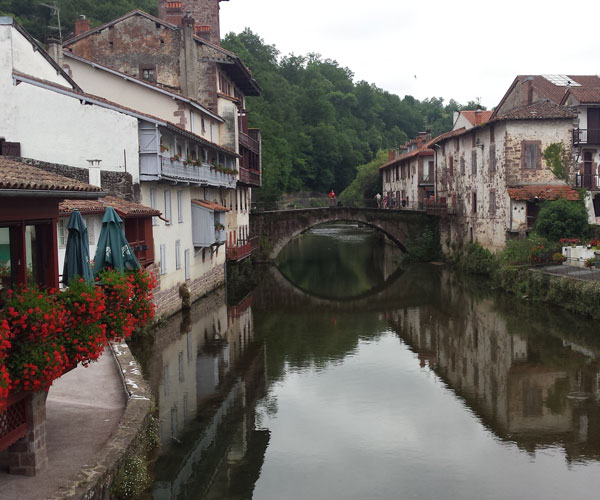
xmin=552 ymin=252 xmax=566 ymax=264
xmin=584 ymin=257 xmax=597 ymax=270
xmin=170 ymin=154 xmax=180 ymax=162
xmin=160 ymin=144 xmax=169 ymax=153
xmin=214 ymin=222 xmax=225 ymax=231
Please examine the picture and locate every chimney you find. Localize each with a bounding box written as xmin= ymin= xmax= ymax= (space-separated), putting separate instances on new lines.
xmin=388 ymin=150 xmax=394 ymax=162
xmin=160 ymin=1 xmax=184 ymax=26
xmin=46 ymin=36 xmax=63 ymax=68
xmin=195 ymin=25 xmax=211 ymax=42
xmin=522 ymin=77 xmax=534 ymax=106
xmin=74 ymin=15 xmax=91 ymax=36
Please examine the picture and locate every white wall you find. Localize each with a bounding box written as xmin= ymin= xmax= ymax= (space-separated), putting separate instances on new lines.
xmin=140 ymin=183 xmax=227 ymax=292
xmin=0 ymin=23 xmax=140 ymax=183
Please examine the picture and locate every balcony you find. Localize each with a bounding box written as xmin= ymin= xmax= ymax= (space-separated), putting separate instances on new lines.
xmin=226 ymin=239 xmax=254 ymax=261
xmin=239 ymin=131 xmax=260 ymax=154
xmin=239 ymin=167 xmax=261 ymax=187
xmin=140 ymin=154 xmax=236 ymax=189
xmin=575 ymin=173 xmax=600 ymax=190
xmin=573 ymin=128 xmax=600 ymax=146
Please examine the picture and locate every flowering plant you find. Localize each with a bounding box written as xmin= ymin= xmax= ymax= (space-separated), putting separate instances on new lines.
xmin=59 ymin=279 xmax=106 ymax=366
xmin=529 ymin=244 xmax=545 ymax=264
xmin=1 ymin=287 xmax=69 ymax=393
xmin=552 ymin=252 xmax=566 ymax=263
xmin=560 ymin=238 xmax=581 ymax=246
xmin=584 ymin=257 xmax=596 ymax=269
xmin=127 ymin=269 xmax=157 ymax=330
xmin=588 ymin=239 xmax=599 ymax=249
xmin=214 ymin=222 xmax=225 ymax=231
xmin=160 ymin=144 xmax=169 ymax=152
xmin=170 ymin=154 xmax=180 ymax=162
xmin=0 ymin=320 xmax=11 ymax=413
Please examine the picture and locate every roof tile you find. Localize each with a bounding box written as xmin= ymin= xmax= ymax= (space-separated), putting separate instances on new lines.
xmin=507 ymin=185 xmax=580 ymax=201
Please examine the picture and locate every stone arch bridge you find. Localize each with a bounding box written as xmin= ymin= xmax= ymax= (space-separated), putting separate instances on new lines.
xmin=250 ymin=207 xmax=438 ymax=260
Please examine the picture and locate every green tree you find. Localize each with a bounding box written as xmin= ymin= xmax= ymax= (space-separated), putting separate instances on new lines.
xmin=534 ymin=198 xmax=589 ymax=241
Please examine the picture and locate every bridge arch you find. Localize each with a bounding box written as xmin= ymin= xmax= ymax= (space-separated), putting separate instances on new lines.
xmin=250 ymin=207 xmax=437 ymax=260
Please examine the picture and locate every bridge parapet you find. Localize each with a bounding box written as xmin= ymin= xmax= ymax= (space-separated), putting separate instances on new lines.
xmin=250 ymin=207 xmax=437 ymax=260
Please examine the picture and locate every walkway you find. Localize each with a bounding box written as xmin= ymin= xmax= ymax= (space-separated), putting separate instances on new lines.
xmin=536 ymin=264 xmax=600 ymax=282
xmin=0 ymin=346 xmax=126 ymax=500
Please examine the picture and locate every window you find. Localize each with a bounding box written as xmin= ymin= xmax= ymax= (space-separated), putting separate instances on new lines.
xmin=489 ymin=191 xmax=496 ymax=216
xmin=140 ymin=67 xmax=155 ymax=82
xmin=489 ymin=144 xmax=496 ymax=172
xmin=175 ymin=240 xmax=181 ymax=270
xmin=160 ymin=244 xmax=167 ymax=275
xmin=86 ymin=217 xmax=95 ymax=246
xmin=184 ymin=249 xmax=190 ymax=280
xmin=472 ymin=192 xmax=477 ymax=213
xmin=201 ymin=117 xmax=206 ymax=134
xmin=58 ymin=219 xmax=66 ymax=247
xmin=164 ymin=190 xmax=171 ymax=225
xmin=449 ymin=156 xmax=454 ymax=176
xmin=177 ymin=191 xmax=183 ymax=223
xmin=150 ymin=189 xmax=157 ymax=226
xmin=489 ymin=124 xmax=495 ymax=144
xmin=471 ymin=150 xmax=477 ymax=176
xmin=472 ymin=133 xmax=476 ymax=148
xmin=522 ymin=141 xmax=541 ymax=169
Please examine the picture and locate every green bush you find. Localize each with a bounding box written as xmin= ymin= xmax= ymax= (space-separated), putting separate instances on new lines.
xmin=456 ymin=242 xmax=497 ymax=275
xmin=533 ymin=198 xmax=589 ymax=242
xmin=404 ymin=227 xmax=440 ymax=262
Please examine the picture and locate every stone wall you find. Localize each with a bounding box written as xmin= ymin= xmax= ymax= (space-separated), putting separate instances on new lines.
xmin=8 ymin=156 xmax=137 ymax=201
xmin=151 ymin=261 xmax=225 ymax=317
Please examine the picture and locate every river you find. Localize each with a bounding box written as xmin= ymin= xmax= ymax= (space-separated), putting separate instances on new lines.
xmin=135 ymin=223 xmax=600 ymax=499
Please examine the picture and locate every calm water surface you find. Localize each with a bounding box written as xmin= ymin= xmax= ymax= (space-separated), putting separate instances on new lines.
xmin=139 ymin=224 xmax=600 ymax=499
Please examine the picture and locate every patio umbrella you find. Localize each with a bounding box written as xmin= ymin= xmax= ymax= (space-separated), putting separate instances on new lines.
xmin=63 ymin=209 xmax=94 ymax=286
xmin=93 ymin=206 xmax=140 ymax=274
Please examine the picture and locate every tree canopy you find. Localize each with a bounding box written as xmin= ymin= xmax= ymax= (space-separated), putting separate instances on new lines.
xmin=222 ymin=29 xmax=482 ymax=204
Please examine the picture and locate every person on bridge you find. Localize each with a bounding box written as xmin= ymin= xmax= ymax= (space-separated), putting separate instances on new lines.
xmin=375 ymin=192 xmax=382 ymax=208
xmin=328 ymin=189 xmax=336 ymax=207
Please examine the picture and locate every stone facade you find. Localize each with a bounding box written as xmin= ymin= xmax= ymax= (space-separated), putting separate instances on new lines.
xmin=6 ymin=392 xmax=48 ymax=476
xmin=150 ymin=260 xmax=225 ymax=317
xmin=434 ymin=117 xmax=575 ymax=253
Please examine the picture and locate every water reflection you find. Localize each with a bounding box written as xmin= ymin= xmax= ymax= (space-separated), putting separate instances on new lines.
xmin=139 ymin=224 xmax=600 ymax=499
xmin=276 ymin=223 xmax=403 ymax=300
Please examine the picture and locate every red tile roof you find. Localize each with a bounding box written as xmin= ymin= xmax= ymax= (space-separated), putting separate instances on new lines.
xmin=507 ymin=185 xmax=580 ymax=201
xmin=0 ymin=157 xmax=103 ymax=194
xmin=494 ymin=101 xmax=576 ymax=120
xmin=460 ymin=110 xmax=493 ymax=126
xmin=379 ymin=148 xmax=433 ymax=170
xmin=59 ymin=196 xmax=160 ymax=217
xmin=561 ymin=87 xmax=600 ymax=105
xmin=192 ymin=199 xmax=229 ymax=212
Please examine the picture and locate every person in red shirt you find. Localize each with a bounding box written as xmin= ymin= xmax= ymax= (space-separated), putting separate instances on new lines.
xmin=328 ymin=189 xmax=336 ymax=207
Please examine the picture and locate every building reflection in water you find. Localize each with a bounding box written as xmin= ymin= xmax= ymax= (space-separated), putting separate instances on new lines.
xmin=144 ymin=288 xmax=268 ymax=500
xmin=386 ymin=270 xmax=600 ymax=460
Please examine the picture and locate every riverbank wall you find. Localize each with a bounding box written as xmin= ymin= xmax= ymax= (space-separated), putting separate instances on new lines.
xmin=451 ymin=249 xmax=600 ymax=320
xmin=50 ymin=341 xmax=155 ymax=500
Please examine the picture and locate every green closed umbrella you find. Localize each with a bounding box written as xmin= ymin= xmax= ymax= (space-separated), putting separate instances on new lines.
xmin=93 ymin=206 xmax=140 ymax=274
xmin=63 ymin=209 xmax=94 ymax=286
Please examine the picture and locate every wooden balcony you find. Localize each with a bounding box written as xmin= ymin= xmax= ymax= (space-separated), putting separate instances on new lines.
xmin=239 ymin=167 xmax=261 ymax=187
xmin=573 ymin=128 xmax=600 ymax=146
xmin=575 ymin=173 xmax=600 ymax=189
xmin=239 ymin=131 xmax=260 ymax=154
xmin=226 ymin=239 xmax=254 ymax=261
xmin=140 ymin=155 xmax=237 ymax=189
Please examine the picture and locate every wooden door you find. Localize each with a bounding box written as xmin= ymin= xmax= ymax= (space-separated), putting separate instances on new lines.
xmin=588 ymin=108 xmax=600 ymax=144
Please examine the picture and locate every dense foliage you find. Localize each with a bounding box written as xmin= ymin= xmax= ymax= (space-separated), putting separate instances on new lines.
xmin=221 ymin=29 xmax=482 ymax=204
xmin=0 ymin=0 xmax=157 ymax=42
xmin=533 ymin=198 xmax=589 ymax=242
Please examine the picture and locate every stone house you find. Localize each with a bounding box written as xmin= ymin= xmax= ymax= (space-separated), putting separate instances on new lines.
xmin=380 ymin=132 xmax=434 ymax=209
xmin=62 ymin=3 xmax=262 ymax=262
xmin=430 ymin=101 xmax=579 ymax=253
xmin=494 ymin=75 xmax=600 ymax=225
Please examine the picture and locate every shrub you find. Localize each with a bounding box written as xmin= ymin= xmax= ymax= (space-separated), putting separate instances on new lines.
xmin=404 ymin=227 xmax=441 ymax=262
xmin=457 ymin=242 xmax=496 ymax=275
xmin=552 ymin=252 xmax=566 ymax=263
xmin=533 ymin=198 xmax=589 ymax=242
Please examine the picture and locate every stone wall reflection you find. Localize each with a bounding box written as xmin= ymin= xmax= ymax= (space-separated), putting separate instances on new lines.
xmin=386 ymin=270 xmax=600 ymax=459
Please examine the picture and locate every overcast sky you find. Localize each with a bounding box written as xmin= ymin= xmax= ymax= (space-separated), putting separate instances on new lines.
xmin=221 ymin=0 xmax=600 ymax=110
